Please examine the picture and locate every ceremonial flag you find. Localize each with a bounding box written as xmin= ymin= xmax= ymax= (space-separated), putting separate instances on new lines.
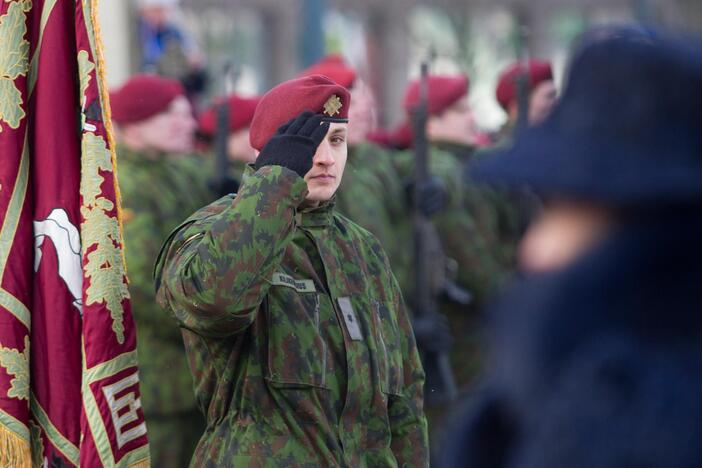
xmin=0 ymin=0 xmax=150 ymax=465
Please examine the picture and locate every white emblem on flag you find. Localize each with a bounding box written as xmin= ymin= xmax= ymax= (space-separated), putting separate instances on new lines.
xmin=34 ymin=208 xmax=83 ymax=313
xmin=102 ymin=371 xmax=147 ymax=449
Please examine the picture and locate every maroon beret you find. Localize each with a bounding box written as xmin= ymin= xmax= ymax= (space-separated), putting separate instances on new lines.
xmin=403 ymin=75 xmax=469 ymax=116
xmin=390 ymin=120 xmax=414 ymax=150
xmin=496 ymin=59 xmax=553 ymax=110
xmin=198 ymin=94 xmax=261 ymax=137
xmin=110 ymin=74 xmax=184 ymax=124
xmin=299 ymin=54 xmax=357 ymax=89
xmin=249 ymin=75 xmax=351 ymax=151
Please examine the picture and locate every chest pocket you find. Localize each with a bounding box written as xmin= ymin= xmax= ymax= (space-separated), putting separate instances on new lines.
xmin=372 ymin=301 xmax=405 ymax=396
xmin=264 ymin=275 xmax=328 ymax=389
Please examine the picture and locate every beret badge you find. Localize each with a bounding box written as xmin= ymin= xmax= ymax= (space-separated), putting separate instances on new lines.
xmin=323 ymin=95 xmax=343 ymax=117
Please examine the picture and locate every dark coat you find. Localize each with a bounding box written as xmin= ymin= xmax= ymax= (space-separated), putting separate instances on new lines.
xmin=440 ymin=210 xmax=702 ymax=468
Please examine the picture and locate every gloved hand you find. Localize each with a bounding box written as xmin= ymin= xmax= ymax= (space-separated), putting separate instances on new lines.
xmin=413 ymin=313 xmax=453 ymax=353
xmin=406 ymin=176 xmax=448 ymax=217
xmin=255 ymin=111 xmax=330 ymax=178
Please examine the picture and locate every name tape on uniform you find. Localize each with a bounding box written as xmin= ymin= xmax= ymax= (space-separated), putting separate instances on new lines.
xmin=270 ymin=272 xmax=316 ymax=293
xmin=338 ymin=297 xmax=363 ymax=341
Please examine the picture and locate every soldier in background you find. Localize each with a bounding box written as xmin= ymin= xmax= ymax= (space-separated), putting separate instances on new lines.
xmin=441 ymin=28 xmax=702 ymax=468
xmin=476 ymin=60 xmax=558 ymax=269
xmin=110 ymin=74 xmax=209 ymax=467
xmin=154 ymin=74 xmax=429 ymax=466
xmin=397 ymin=75 xmax=503 ymax=308
xmin=493 ymin=59 xmax=556 ymax=143
xmin=196 ymin=93 xmax=261 ymax=192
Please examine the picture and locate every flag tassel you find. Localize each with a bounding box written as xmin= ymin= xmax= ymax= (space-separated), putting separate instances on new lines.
xmin=0 ymin=424 xmax=31 ymax=468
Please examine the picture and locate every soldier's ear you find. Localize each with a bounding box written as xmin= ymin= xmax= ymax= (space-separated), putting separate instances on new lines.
xmin=253 ymin=150 xmax=260 ymax=159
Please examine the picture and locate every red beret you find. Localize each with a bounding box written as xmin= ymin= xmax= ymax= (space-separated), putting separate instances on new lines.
xmin=110 ymin=74 xmax=184 ymax=124
xmin=249 ymin=75 xmax=351 ymax=151
xmin=403 ymin=75 xmax=469 ymax=116
xmin=198 ymin=94 xmax=261 ymax=137
xmin=496 ymin=59 xmax=553 ymax=110
xmin=299 ymin=54 xmax=357 ymax=89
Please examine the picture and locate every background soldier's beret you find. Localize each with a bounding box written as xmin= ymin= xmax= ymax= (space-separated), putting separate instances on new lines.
xmin=197 ymin=94 xmax=261 ymax=137
xmin=110 ymin=74 xmax=184 ymax=124
xmin=495 ymin=59 xmax=553 ymax=111
xmin=298 ymin=54 xmax=357 ymax=89
xmin=403 ymin=75 xmax=469 ymax=116
xmin=249 ymin=74 xmax=351 ymax=151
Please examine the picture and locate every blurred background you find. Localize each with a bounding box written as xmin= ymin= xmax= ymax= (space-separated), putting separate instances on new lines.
xmin=100 ymin=0 xmax=702 ymax=132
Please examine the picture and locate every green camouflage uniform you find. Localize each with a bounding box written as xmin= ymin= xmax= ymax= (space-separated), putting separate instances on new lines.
xmin=335 ymin=142 xmax=408 ymax=293
xmin=118 ymin=149 xmax=210 ymax=466
xmin=154 ymin=165 xmax=429 ymax=467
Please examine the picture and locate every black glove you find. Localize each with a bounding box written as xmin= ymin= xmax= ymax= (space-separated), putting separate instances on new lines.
xmin=413 ymin=313 xmax=453 ymax=353
xmin=255 ymin=111 xmax=330 ymax=178
xmin=406 ymin=176 xmax=448 ymax=217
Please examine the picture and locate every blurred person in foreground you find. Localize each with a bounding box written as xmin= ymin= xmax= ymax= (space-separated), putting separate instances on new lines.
xmin=111 ymin=74 xmax=210 ymax=466
xmin=197 ymin=93 xmax=261 ymax=195
xmin=440 ymin=27 xmax=702 ymax=468
xmin=154 ymin=75 xmax=429 ymax=466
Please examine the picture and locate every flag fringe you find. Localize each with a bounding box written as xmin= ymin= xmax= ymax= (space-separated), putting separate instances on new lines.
xmin=0 ymin=424 xmax=31 ymax=468
xmin=88 ymin=0 xmax=129 ymax=274
xmin=127 ymin=458 xmax=150 ymax=468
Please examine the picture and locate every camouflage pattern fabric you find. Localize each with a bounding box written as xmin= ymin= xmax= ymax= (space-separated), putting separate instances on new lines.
xmin=154 ymin=165 xmax=429 ymax=467
xmin=335 ymin=142 xmax=408 ymax=293
xmin=118 ymin=148 xmax=211 ymax=465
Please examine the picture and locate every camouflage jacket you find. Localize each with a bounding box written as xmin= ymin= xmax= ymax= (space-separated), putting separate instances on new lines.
xmin=118 ymin=148 xmax=213 ymax=415
xmin=154 ymin=165 xmax=429 ymax=467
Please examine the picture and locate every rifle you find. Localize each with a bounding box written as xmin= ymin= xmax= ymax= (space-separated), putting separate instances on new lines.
xmin=411 ymin=60 xmax=458 ymax=405
xmin=210 ymin=62 xmax=239 ymax=197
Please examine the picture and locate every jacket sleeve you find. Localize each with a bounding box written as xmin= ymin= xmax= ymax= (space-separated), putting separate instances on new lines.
xmin=384 ymin=255 xmax=430 ymax=467
xmin=154 ymin=165 xmax=308 ymax=337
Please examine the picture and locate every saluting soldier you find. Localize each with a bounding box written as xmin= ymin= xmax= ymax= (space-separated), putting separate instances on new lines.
xmin=110 ymin=74 xmax=210 ymax=466
xmin=154 ymin=74 xmax=429 ymax=467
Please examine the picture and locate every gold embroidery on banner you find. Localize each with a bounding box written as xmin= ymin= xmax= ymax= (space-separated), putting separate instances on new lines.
xmin=77 ymin=49 xmax=95 ymax=127
xmin=0 ymin=336 xmax=29 ymax=400
xmin=323 ymin=94 xmax=342 ymax=117
xmin=80 ymin=132 xmax=130 ymax=344
xmin=0 ymin=0 xmax=31 ymax=133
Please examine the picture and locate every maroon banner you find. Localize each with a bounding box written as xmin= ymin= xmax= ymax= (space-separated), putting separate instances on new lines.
xmin=0 ymin=0 xmax=149 ymax=466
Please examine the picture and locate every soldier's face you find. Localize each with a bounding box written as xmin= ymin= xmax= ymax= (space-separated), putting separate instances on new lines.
xmin=304 ymin=122 xmax=348 ymax=202
xmin=129 ymin=96 xmax=197 ymax=154
xmin=348 ymin=80 xmax=377 ymax=145
xmin=427 ymin=96 xmax=479 ymax=146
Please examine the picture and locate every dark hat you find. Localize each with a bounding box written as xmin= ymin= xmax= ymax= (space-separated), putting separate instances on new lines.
xmin=495 ymin=59 xmax=553 ymax=111
xmin=299 ymin=54 xmax=357 ymax=89
xmin=249 ymin=75 xmax=350 ymax=151
xmin=474 ymin=30 xmax=702 ymax=206
xmin=403 ymin=75 xmax=469 ymax=116
xmin=198 ymin=94 xmax=261 ymax=137
xmin=110 ymin=74 xmax=184 ymax=124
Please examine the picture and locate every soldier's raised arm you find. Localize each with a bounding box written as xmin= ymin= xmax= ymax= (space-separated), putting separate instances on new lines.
xmin=155 ymin=112 xmax=329 ymax=337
